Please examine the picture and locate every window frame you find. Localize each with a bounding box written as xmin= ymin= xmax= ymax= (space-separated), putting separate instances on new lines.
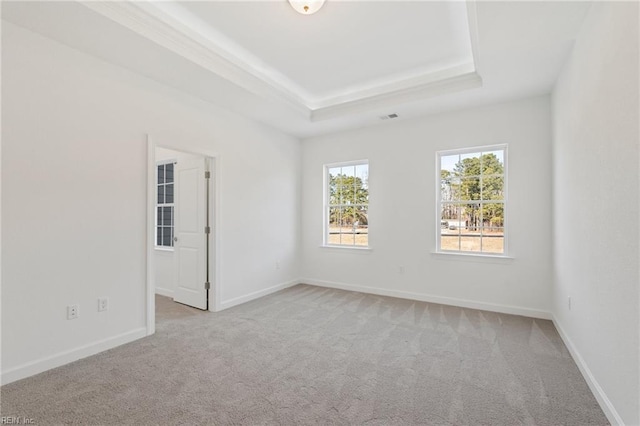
xmin=323 ymin=160 xmax=370 ymax=249
xmin=155 ymin=159 xmax=176 ymax=250
xmin=435 ymin=144 xmax=508 ymax=257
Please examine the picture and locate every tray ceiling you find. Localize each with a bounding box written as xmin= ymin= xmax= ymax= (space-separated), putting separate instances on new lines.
xmin=1 ymin=1 xmax=592 ymax=138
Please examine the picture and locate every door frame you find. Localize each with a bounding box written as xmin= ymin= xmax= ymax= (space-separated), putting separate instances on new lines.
xmin=145 ymin=135 xmax=221 ymax=336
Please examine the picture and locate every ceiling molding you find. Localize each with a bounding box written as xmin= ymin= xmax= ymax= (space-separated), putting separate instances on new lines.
xmin=311 ymin=71 xmax=483 ymax=122
xmin=80 ymin=1 xmax=312 ymax=118
xmin=466 ymin=0 xmax=482 ymax=74
xmin=78 ymin=0 xmax=482 ymax=121
xmin=313 ymin=63 xmax=475 ymax=108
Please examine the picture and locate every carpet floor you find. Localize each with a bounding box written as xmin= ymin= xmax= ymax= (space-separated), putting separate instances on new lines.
xmin=1 ymin=284 xmax=608 ymax=425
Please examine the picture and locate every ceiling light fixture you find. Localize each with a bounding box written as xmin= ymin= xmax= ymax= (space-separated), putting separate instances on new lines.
xmin=288 ymin=0 xmax=326 ymax=15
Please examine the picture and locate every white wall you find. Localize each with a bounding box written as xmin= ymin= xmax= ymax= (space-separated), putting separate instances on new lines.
xmin=551 ymin=2 xmax=639 ymax=424
xmin=1 ymin=22 xmax=301 ymax=383
xmin=301 ymin=95 xmax=553 ymax=318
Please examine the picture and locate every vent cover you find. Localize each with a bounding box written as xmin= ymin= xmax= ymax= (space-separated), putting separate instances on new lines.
xmin=379 ymin=113 xmax=399 ymax=120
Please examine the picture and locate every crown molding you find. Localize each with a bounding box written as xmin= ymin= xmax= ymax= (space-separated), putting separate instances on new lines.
xmin=311 ymin=71 xmax=483 ymax=122
xmin=78 ymin=0 xmax=482 ymax=122
xmin=466 ymin=0 xmax=482 ymax=74
xmin=80 ymin=1 xmax=312 ymax=118
xmin=313 ymin=62 xmax=475 ymax=109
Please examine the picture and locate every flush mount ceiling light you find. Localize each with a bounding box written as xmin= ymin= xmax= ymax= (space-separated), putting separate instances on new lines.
xmin=288 ymin=0 xmax=326 ymax=15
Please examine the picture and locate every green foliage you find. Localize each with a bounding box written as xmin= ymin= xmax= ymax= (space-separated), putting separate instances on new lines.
xmin=329 ymin=174 xmax=368 ymax=226
xmin=441 ymin=153 xmax=504 ymax=229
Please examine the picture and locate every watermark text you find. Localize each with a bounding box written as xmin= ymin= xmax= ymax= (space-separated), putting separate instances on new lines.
xmin=1 ymin=417 xmax=35 ymax=425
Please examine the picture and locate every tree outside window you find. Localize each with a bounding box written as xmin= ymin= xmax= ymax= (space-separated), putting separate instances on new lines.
xmin=326 ymin=162 xmax=369 ymax=247
xmin=438 ymin=147 xmax=506 ymax=254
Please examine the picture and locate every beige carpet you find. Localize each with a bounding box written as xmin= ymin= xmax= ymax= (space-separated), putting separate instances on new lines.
xmin=1 ymin=284 xmax=608 ymax=425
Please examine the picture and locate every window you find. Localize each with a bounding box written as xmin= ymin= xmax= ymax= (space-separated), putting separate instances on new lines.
xmin=437 ymin=145 xmax=506 ymax=255
xmin=325 ymin=161 xmax=369 ymax=247
xmin=156 ymin=161 xmax=175 ymax=248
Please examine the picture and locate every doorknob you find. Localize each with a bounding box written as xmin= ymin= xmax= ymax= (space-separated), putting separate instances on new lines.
xmin=174 ymin=237 xmax=178 ymax=242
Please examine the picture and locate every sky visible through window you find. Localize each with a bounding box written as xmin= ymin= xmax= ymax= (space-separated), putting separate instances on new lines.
xmin=440 ymin=150 xmax=504 ymax=174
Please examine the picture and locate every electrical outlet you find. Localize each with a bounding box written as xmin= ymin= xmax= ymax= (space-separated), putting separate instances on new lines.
xmin=67 ymin=305 xmax=79 ymax=320
xmin=568 ymin=296 xmax=572 ymax=310
xmin=398 ymin=266 xmax=405 ymax=275
xmin=275 ymin=261 xmax=280 ymax=270
xmin=98 ymin=297 xmax=109 ymax=312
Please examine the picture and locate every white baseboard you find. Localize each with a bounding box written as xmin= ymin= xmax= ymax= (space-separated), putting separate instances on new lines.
xmin=1 ymin=327 xmax=147 ymax=386
xmin=218 ymin=279 xmax=300 ymax=311
xmin=155 ymin=287 xmax=174 ymax=298
xmin=300 ymin=278 xmax=552 ymax=320
xmin=552 ymin=317 xmax=623 ymax=426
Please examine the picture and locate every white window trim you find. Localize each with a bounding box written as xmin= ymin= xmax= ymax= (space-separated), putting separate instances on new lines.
xmin=319 ymin=245 xmax=373 ymax=252
xmin=155 ymin=159 xmax=176 ymax=251
xmin=323 ymin=159 xmax=370 ymax=249
xmin=430 ymin=251 xmax=513 ymax=262
xmin=435 ymin=144 xmax=509 ymax=257
xmin=155 ymin=246 xmax=175 ymax=253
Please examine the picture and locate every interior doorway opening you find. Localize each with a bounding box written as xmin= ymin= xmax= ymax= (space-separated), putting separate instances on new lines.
xmin=146 ymin=140 xmax=218 ymax=335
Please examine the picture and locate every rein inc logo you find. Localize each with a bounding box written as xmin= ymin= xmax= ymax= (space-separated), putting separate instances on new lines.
xmin=1 ymin=417 xmax=34 ymax=425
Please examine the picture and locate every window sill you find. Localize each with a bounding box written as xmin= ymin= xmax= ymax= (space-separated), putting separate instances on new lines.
xmin=431 ymin=251 xmax=513 ymax=263
xmin=320 ymin=245 xmax=372 ymax=252
xmin=155 ymin=246 xmax=174 ymax=252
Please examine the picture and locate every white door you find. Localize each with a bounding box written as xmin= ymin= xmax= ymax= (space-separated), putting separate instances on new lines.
xmin=173 ymin=157 xmax=208 ymax=310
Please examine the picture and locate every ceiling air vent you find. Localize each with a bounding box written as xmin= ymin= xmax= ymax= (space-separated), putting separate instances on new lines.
xmin=379 ymin=113 xmax=399 ymax=120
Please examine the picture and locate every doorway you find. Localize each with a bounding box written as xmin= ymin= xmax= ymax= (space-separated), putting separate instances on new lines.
xmin=146 ymin=139 xmax=218 ymax=334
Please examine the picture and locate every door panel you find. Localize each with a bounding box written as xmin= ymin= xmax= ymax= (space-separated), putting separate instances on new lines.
xmin=173 ymin=157 xmax=207 ymax=309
